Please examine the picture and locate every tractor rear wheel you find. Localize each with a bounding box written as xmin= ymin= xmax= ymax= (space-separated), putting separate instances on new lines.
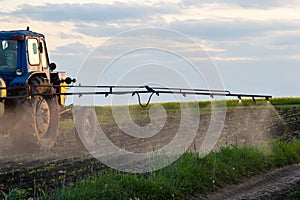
xmin=74 ymin=107 xmax=97 ymax=149
xmin=12 ymin=77 xmax=60 ymax=152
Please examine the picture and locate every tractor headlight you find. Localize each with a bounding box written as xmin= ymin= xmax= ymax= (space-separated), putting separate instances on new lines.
xmin=15 ymin=68 xmax=24 ymax=76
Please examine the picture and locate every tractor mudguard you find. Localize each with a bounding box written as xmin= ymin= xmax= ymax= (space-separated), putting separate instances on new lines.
xmin=9 ymin=72 xmax=47 ymax=87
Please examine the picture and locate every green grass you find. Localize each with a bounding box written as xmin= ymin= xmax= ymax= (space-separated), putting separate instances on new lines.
xmin=270 ymin=97 xmax=300 ymax=106
xmin=4 ymin=138 xmax=299 ymax=200
xmin=286 ymin=191 xmax=300 ymax=200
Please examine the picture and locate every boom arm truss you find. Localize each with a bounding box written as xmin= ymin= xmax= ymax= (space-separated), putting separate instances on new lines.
xmin=0 ymin=85 xmax=272 ymax=107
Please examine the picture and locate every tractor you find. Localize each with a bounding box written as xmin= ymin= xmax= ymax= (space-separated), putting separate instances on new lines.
xmin=0 ymin=28 xmax=71 ymax=151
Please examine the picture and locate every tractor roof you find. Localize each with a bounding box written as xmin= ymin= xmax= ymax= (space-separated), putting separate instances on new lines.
xmin=0 ymin=30 xmax=44 ymax=39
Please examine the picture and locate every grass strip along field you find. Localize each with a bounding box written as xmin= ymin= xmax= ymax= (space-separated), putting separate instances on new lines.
xmin=5 ymin=138 xmax=300 ymax=199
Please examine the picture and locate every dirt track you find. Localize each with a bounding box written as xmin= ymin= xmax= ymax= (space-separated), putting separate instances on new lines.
xmin=0 ymin=106 xmax=299 ymax=198
xmin=205 ymin=164 xmax=300 ymax=200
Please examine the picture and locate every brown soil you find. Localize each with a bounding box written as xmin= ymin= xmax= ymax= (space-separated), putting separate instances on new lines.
xmin=203 ymin=164 xmax=300 ymax=200
xmin=0 ymin=106 xmax=299 ymax=198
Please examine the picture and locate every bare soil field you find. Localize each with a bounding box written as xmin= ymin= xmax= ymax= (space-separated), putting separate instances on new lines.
xmin=0 ymin=105 xmax=299 ymax=198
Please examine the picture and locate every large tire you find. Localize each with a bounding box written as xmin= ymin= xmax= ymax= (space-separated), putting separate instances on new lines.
xmin=74 ymin=107 xmax=97 ymax=150
xmin=12 ymin=77 xmax=60 ymax=152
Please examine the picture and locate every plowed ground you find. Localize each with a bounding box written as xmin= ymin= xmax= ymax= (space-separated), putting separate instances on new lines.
xmin=0 ymin=106 xmax=299 ymax=198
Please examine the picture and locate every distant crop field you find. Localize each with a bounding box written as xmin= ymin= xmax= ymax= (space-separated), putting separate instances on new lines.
xmin=87 ymin=97 xmax=300 ymax=124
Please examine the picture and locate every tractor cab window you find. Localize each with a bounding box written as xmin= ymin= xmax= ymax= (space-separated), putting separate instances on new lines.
xmin=40 ymin=40 xmax=48 ymax=69
xmin=0 ymin=40 xmax=17 ymax=71
xmin=28 ymin=38 xmax=40 ymax=65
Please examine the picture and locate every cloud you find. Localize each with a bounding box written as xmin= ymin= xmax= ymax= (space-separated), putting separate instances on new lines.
xmin=180 ymin=0 xmax=298 ymax=9
xmin=53 ymin=42 xmax=92 ymax=56
xmin=270 ymin=32 xmax=300 ymax=48
xmin=168 ymin=19 xmax=300 ymax=40
xmin=68 ymin=18 xmax=300 ymax=64
xmin=10 ymin=3 xmax=177 ymax=22
xmin=210 ymin=38 xmax=300 ymax=63
xmin=73 ymin=23 xmax=127 ymax=37
xmin=59 ymin=32 xmax=82 ymax=39
xmin=224 ymin=0 xmax=298 ymax=9
xmin=72 ymin=17 xmax=300 ymax=43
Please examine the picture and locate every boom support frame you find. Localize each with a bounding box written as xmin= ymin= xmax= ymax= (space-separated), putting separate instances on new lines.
xmin=0 ymin=85 xmax=272 ymax=107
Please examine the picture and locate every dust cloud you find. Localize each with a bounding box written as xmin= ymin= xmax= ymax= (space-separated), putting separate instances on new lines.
xmin=193 ymin=102 xmax=286 ymax=153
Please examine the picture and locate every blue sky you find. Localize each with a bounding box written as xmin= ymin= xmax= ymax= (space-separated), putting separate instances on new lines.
xmin=1 ymin=0 xmax=300 ymax=98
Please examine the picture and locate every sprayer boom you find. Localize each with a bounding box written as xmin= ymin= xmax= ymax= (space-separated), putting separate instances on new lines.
xmin=0 ymin=85 xmax=271 ymax=107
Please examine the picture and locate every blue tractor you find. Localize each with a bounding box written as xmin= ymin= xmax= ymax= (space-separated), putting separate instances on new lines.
xmin=0 ymin=28 xmax=69 ymax=151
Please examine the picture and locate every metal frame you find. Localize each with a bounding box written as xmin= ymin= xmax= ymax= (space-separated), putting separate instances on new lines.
xmin=0 ymin=85 xmax=272 ymax=107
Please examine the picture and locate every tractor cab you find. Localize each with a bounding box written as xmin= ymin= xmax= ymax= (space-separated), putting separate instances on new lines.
xmin=0 ymin=29 xmax=53 ymax=86
xmin=0 ymin=28 xmax=71 ymax=105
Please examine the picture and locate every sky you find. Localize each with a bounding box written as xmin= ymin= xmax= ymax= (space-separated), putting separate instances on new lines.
xmin=1 ymin=0 xmax=300 ymax=101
